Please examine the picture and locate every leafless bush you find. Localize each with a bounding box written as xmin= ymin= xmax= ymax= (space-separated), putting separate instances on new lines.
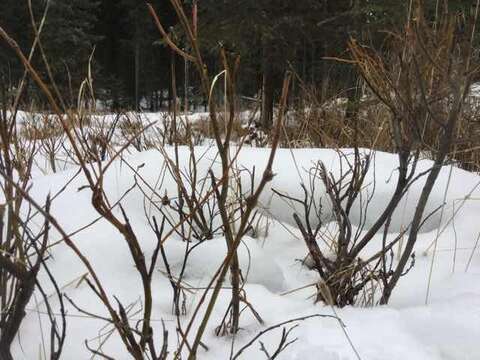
xmin=275 ymin=149 xmax=417 ymax=306
xmin=21 ymin=112 xmax=67 ymax=172
xmin=276 ymin=3 xmax=479 ymax=307
xmin=148 ymin=3 xmax=292 ymax=358
xmin=281 ymin=79 xmax=391 ymax=150
xmin=0 ymin=0 xmax=294 ymax=358
xmin=0 ymin=84 xmax=66 ymax=359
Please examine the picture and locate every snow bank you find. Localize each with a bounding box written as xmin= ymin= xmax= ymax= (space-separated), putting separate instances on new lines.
xmin=11 ymin=146 xmax=480 ymax=359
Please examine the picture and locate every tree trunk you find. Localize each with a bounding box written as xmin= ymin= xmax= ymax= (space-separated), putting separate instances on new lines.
xmin=302 ymin=38 xmax=307 ymax=83
xmin=261 ymin=42 xmax=274 ymax=129
xmin=345 ymin=76 xmax=359 ymax=125
xmin=134 ymin=39 xmax=140 ymax=111
xmin=184 ymin=57 xmax=189 ymax=113
xmin=168 ymin=50 xmax=175 ymax=113
xmin=311 ymin=40 xmax=316 ymax=85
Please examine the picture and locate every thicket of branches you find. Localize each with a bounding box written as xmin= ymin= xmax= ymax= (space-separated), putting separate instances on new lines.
xmin=0 ymin=0 xmax=478 ymax=359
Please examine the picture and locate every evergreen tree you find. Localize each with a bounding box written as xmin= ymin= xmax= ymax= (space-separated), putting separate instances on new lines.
xmin=0 ymin=0 xmax=101 ymax=107
xmin=40 ymin=0 xmax=101 ymax=104
xmin=95 ymin=0 xmax=174 ymax=110
xmin=0 ymin=1 xmax=32 ymax=93
xmin=196 ymin=0 xmax=357 ymax=127
xmin=1 ymin=0 xmax=477 ymax=111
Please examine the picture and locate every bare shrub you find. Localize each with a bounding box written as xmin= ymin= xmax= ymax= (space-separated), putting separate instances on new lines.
xmin=0 ymin=90 xmax=65 ymax=360
xmin=277 ymin=3 xmax=479 ymax=307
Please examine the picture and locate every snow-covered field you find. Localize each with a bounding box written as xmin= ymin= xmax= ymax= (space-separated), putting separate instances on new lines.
xmin=11 ymin=145 xmax=480 ymax=360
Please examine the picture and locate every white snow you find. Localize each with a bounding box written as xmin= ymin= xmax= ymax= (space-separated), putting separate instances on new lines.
xmin=10 ymin=145 xmax=480 ymax=359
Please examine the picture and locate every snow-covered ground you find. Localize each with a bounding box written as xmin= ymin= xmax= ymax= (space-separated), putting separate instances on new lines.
xmin=11 ymin=146 xmax=480 ymax=359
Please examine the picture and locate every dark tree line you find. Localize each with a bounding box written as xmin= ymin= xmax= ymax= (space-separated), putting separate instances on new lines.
xmin=0 ymin=0 xmax=177 ymax=111
xmin=0 ymin=0 xmax=476 ymax=119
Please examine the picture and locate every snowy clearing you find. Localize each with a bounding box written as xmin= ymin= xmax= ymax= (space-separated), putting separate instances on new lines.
xmin=11 ymin=146 xmax=480 ymax=360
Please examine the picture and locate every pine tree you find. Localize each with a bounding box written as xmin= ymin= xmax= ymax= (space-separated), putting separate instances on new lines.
xmin=39 ymin=0 xmax=101 ymax=103
xmin=196 ymin=0 xmax=354 ymax=128
xmin=94 ymin=0 xmax=172 ymax=110
xmin=0 ymin=1 xmax=31 ymax=91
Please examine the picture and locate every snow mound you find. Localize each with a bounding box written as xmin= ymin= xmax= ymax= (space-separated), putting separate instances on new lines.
xmin=165 ymin=236 xmax=286 ymax=292
xmin=10 ymin=145 xmax=480 ymax=359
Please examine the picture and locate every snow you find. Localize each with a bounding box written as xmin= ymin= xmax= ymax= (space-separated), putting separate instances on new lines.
xmin=10 ymin=145 xmax=480 ymax=359
xmin=166 ymin=236 xmax=286 ymax=292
